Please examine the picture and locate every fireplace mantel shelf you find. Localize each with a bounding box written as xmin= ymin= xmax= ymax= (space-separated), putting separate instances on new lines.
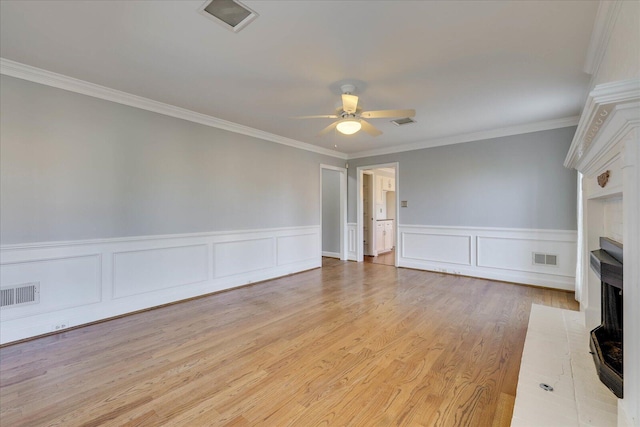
xmin=590 ymin=249 xmax=623 ymax=290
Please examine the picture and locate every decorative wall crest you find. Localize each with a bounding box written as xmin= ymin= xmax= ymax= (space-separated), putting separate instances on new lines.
xmin=597 ymin=170 xmax=610 ymax=188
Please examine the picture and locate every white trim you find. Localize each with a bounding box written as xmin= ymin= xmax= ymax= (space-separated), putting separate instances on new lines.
xmin=347 ymin=116 xmax=579 ymax=159
xmin=583 ymin=1 xmax=623 ymax=77
xmin=321 ymin=251 xmax=341 ymax=259
xmin=0 ymin=226 xmax=320 ymax=344
xmin=347 ymin=223 xmax=358 ymax=261
xmin=320 ymin=164 xmax=348 ymax=261
xmin=564 ymin=79 xmax=640 ymax=175
xmin=621 ymin=127 xmax=639 ymax=427
xmin=0 ymin=58 xmax=347 ymax=160
xmin=0 ymin=225 xmax=318 ymax=251
xmin=399 ymin=224 xmax=578 ymax=237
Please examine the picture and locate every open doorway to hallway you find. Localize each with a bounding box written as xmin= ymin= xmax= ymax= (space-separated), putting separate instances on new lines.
xmin=357 ymin=163 xmax=398 ymax=267
xmin=321 ymin=165 xmax=347 ymax=261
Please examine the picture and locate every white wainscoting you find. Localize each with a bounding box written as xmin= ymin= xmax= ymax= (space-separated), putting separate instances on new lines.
xmin=0 ymin=226 xmax=320 ymax=344
xmin=398 ymin=225 xmax=577 ymax=290
xmin=347 ymin=223 xmax=357 ymax=261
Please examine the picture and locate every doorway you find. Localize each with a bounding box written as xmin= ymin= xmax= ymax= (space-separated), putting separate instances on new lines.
xmin=356 ymin=163 xmax=399 ymax=266
xmin=320 ymin=164 xmax=348 ymax=261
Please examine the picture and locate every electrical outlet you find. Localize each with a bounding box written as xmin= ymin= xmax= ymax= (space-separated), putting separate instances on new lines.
xmin=52 ymin=322 xmax=69 ymax=332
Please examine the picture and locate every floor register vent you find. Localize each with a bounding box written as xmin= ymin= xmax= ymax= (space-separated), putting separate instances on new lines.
xmin=533 ymin=252 xmax=558 ymax=266
xmin=1 ymin=283 xmax=40 ymax=308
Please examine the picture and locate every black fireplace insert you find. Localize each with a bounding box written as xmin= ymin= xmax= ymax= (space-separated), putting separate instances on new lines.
xmin=589 ymin=237 xmax=623 ymax=398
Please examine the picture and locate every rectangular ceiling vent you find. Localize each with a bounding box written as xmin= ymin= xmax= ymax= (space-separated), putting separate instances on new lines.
xmin=199 ymin=0 xmax=258 ymax=33
xmin=391 ymin=117 xmax=416 ymax=126
xmin=533 ymin=253 xmax=558 ymax=266
xmin=1 ymin=283 xmax=40 ymax=308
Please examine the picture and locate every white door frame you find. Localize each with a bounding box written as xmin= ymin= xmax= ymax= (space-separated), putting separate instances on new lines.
xmin=320 ymin=164 xmax=348 ymax=261
xmin=356 ymin=162 xmax=399 ymax=265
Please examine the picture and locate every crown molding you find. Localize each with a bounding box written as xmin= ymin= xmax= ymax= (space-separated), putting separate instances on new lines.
xmin=583 ymin=1 xmax=623 ymax=77
xmin=0 ymin=57 xmax=583 ymax=162
xmin=0 ymin=58 xmax=348 ymax=160
xmin=564 ymin=78 xmax=640 ymax=175
xmin=347 ymin=116 xmax=580 ymax=160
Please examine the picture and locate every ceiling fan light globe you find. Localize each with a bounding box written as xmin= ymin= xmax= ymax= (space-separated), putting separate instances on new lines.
xmin=336 ymin=119 xmax=361 ymax=135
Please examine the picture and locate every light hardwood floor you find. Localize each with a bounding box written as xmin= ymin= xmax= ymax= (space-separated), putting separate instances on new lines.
xmin=364 ymin=249 xmax=396 ymax=266
xmin=0 ymin=258 xmax=578 ymax=426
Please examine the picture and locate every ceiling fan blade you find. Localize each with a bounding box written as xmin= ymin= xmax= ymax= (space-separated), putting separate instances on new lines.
xmin=318 ymin=121 xmax=339 ymax=136
xmin=342 ymin=94 xmax=359 ymax=114
xmin=293 ymin=114 xmax=339 ymax=119
xmin=360 ymin=119 xmax=382 ymax=137
xmin=360 ymin=109 xmax=416 ymax=119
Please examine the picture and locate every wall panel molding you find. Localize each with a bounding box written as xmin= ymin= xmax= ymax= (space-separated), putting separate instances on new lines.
xmin=113 ymin=244 xmax=209 ymax=298
xmin=1 ymin=255 xmax=102 ymax=320
xmin=0 ymin=226 xmax=320 ymax=344
xmin=347 ymin=223 xmax=357 ymax=261
xmin=398 ymin=225 xmax=577 ymax=290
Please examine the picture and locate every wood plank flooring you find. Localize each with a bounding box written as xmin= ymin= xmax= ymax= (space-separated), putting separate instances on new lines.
xmin=363 ymin=249 xmax=396 ymax=266
xmin=0 ymin=258 xmax=578 ymax=426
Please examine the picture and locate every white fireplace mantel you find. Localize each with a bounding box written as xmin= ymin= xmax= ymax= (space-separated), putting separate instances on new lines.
xmin=565 ymin=78 xmax=640 ymax=427
xmin=565 ymin=79 xmax=640 ymax=175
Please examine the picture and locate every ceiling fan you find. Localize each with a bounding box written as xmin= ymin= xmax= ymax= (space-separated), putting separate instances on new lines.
xmin=295 ymin=84 xmax=415 ymax=137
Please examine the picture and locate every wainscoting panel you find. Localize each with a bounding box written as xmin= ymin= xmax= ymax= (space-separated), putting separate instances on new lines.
xmin=113 ymin=245 xmax=209 ymax=298
xmin=477 ymin=236 xmax=576 ymax=277
xmin=277 ymin=233 xmax=318 ymax=266
xmin=0 ymin=226 xmax=320 ymax=344
xmin=398 ymin=225 xmax=577 ymax=290
xmin=0 ymin=255 xmax=102 ymax=320
xmin=214 ymin=238 xmax=274 ymax=278
xmin=402 ymin=232 xmax=471 ymax=265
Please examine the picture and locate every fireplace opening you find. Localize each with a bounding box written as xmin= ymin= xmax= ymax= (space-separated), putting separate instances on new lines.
xmin=589 ymin=237 xmax=623 ymax=398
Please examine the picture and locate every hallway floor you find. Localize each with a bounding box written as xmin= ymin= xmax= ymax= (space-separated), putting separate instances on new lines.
xmin=364 ymin=248 xmax=395 ymax=266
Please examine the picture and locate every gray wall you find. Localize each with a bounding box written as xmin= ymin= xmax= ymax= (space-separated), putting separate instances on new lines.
xmin=348 ymin=127 xmax=578 ymax=230
xmin=0 ymin=75 xmax=344 ymax=244
xmin=321 ymin=169 xmax=340 ymax=254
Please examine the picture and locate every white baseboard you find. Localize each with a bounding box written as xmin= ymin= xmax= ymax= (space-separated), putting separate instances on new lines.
xmin=322 ymin=251 xmax=341 ymax=259
xmin=0 ymin=226 xmax=320 ymax=344
xmin=397 ymin=225 xmax=577 ymax=290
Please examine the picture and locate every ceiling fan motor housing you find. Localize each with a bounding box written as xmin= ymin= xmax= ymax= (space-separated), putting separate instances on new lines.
xmin=341 ymin=84 xmax=356 ymax=94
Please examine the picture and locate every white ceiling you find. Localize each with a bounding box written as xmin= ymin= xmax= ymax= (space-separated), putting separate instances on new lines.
xmin=0 ymin=1 xmax=598 ymax=156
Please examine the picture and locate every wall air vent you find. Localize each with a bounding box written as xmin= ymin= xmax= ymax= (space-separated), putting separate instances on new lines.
xmin=391 ymin=117 xmax=416 ymax=126
xmin=533 ymin=252 xmax=558 ymax=266
xmin=199 ymin=0 xmax=258 ymax=33
xmin=1 ymin=283 xmax=40 ymax=308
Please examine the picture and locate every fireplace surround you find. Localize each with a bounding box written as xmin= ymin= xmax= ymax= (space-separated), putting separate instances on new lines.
xmin=564 ymin=77 xmax=639 ymax=425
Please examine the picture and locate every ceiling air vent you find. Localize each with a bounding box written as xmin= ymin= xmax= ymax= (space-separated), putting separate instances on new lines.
xmin=391 ymin=117 xmax=416 ymax=126
xmin=199 ymin=0 xmax=258 ymax=33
